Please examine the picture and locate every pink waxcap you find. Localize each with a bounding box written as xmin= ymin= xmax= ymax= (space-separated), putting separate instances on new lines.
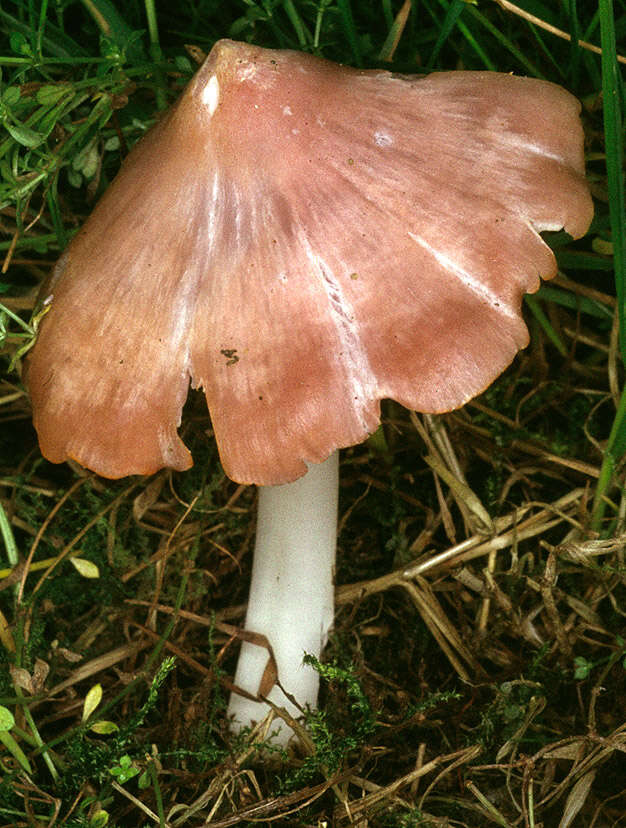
xmin=27 ymin=40 xmax=593 ymax=485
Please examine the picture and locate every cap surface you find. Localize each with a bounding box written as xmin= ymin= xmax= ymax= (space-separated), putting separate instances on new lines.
xmin=27 ymin=40 xmax=594 ymax=485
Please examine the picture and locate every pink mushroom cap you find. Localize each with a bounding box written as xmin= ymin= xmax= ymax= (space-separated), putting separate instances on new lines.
xmin=26 ymin=39 xmax=593 ymax=485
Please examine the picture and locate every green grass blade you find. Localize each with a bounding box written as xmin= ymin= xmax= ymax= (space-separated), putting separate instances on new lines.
xmin=592 ymin=384 xmax=626 ymax=531
xmin=426 ymin=0 xmax=466 ymax=70
xmin=591 ymin=0 xmax=626 ymax=532
xmin=283 ymin=0 xmax=311 ymax=48
xmin=466 ymin=5 xmax=545 ymax=78
xmin=0 ymin=500 xmax=18 ymax=568
xmin=524 ymin=295 xmax=567 ymax=356
xmin=566 ymin=0 xmax=582 ymax=86
xmin=337 ymin=0 xmax=362 ymax=66
xmin=599 ymin=0 xmax=626 ymax=362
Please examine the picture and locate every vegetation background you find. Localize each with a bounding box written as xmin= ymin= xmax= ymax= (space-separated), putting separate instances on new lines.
xmin=0 ymin=0 xmax=625 ymax=825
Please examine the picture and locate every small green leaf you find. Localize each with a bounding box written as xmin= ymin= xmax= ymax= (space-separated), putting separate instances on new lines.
xmin=67 ymin=168 xmax=83 ymax=188
xmin=3 ymin=121 xmax=46 ymax=148
xmin=109 ymin=754 xmax=140 ymax=783
xmin=2 ymin=86 xmax=20 ymax=106
xmin=36 ymin=85 xmax=71 ymax=105
xmin=9 ymin=32 xmax=32 ymax=57
xmin=71 ymin=142 xmax=99 ymax=179
xmin=90 ymin=810 xmax=109 ymax=828
xmin=174 ymin=55 xmax=193 ymax=72
xmin=99 ymin=35 xmax=123 ymax=63
xmin=70 ymin=557 xmax=100 ymax=579
xmin=0 ymin=705 xmax=15 ymax=732
xmin=90 ymin=719 xmax=119 ymax=735
xmin=573 ymin=656 xmax=592 ymax=680
xmin=0 ymin=730 xmax=32 ymax=773
xmin=592 ymin=236 xmax=614 ymax=256
xmin=82 ymin=683 xmax=103 ymax=722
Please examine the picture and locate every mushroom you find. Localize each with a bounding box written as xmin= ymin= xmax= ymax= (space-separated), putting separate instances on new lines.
xmin=26 ymin=40 xmax=593 ymax=741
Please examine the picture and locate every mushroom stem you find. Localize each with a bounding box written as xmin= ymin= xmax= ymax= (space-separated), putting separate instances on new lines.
xmin=227 ymin=451 xmax=338 ymax=741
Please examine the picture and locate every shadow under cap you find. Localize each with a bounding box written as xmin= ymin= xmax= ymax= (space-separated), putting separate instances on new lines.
xmin=27 ymin=39 xmax=594 ymax=486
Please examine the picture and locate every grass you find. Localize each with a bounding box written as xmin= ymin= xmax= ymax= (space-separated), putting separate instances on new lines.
xmin=0 ymin=0 xmax=625 ymax=825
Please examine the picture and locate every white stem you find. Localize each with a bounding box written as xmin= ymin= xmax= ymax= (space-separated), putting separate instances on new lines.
xmin=227 ymin=451 xmax=339 ymax=742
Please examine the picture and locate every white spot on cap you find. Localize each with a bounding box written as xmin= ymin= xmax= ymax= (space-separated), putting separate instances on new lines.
xmin=201 ymin=75 xmax=219 ymax=116
xmin=283 ymin=105 xmax=293 ymax=116
xmin=374 ymin=130 xmax=393 ymax=148
xmin=238 ymin=64 xmax=257 ymax=82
